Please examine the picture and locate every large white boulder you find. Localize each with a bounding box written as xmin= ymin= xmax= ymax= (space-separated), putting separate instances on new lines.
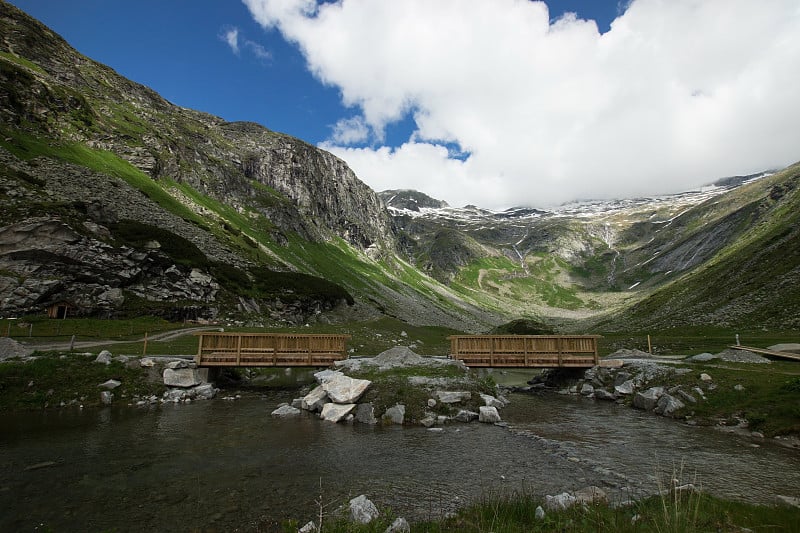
xmin=163 ymin=368 xmax=203 ymax=388
xmin=322 ymin=374 xmax=371 ymax=404
xmin=349 ymin=495 xmax=380 ymax=524
xmin=320 ymin=402 xmax=356 ymax=422
xmin=478 ymin=406 xmax=501 ymax=423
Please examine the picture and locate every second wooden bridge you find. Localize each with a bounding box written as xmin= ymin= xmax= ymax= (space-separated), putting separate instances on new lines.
xmin=448 ymin=335 xmax=600 ymax=368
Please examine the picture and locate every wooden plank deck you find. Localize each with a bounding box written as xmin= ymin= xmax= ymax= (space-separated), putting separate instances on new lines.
xmin=730 ymin=345 xmax=800 ymax=362
xmin=195 ymin=332 xmax=351 ymax=367
xmin=448 ymin=335 xmax=601 ymax=368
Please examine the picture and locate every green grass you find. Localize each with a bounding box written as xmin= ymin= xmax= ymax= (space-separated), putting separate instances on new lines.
xmin=0 ymin=352 xmax=166 ymax=411
xmin=0 ymin=50 xmax=45 ymax=73
xmin=0 ymin=315 xmax=180 ymax=341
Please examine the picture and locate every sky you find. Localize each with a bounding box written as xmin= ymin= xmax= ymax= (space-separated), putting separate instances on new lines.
xmin=9 ymin=0 xmax=800 ymax=209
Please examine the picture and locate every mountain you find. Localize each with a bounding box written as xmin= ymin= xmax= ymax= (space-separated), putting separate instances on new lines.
xmin=0 ymin=1 xmax=495 ymax=330
xmin=1 ymin=1 xmax=797 ymax=333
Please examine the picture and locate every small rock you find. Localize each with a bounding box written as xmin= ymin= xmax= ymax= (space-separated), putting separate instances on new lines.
xmin=479 ymin=393 xmax=504 ymax=408
xmin=385 ymin=517 xmax=410 ymax=533
xmin=734 ymin=384 xmax=745 ymax=391
xmin=167 ymin=360 xmax=189 ymax=369
xmin=100 ymin=391 xmax=113 ymax=405
xmin=427 ymin=398 xmax=437 ymax=408
xmin=382 ymin=404 xmax=405 ymax=425
xmin=580 ymin=383 xmax=594 ymax=396
xmin=545 ymin=492 xmax=577 ymax=510
xmin=453 ymin=409 xmax=479 ymax=423
xmin=98 ymin=379 xmax=121 ymax=390
xmin=192 ymin=383 xmax=217 ymax=400
xmin=535 ymin=505 xmax=545 ymax=520
xmin=271 ymin=405 xmax=302 ymax=417
xmin=298 ymin=520 xmax=316 ymax=533
xmin=436 ymin=391 xmax=471 ymax=404
xmin=573 ymin=486 xmax=608 ymax=505
xmin=420 ymin=415 xmax=437 ymax=428
xmin=655 ymin=394 xmax=685 ymax=417
xmin=355 ymin=403 xmax=378 ymax=425
xmin=94 ymin=350 xmax=112 ymax=365
xmin=700 ymin=373 xmax=712 ymax=382
xmin=139 ymin=357 xmax=155 ymax=367
xmin=478 ymin=406 xmax=501 ymax=423
xmin=349 ymin=495 xmax=379 ymax=524
xmin=633 ymin=387 xmax=664 ymax=411
xmin=320 ymin=403 xmax=356 ymax=423
xmin=614 ymin=380 xmax=636 ymax=395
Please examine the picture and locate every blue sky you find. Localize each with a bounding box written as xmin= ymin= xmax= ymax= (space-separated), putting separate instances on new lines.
xmin=9 ymin=1 xmax=800 ymax=209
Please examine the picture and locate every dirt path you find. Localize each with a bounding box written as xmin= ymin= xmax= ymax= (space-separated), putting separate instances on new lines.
xmin=18 ymin=326 xmax=223 ymax=352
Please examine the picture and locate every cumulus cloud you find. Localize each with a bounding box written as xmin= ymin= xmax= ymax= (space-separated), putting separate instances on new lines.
xmin=220 ymin=26 xmax=239 ymax=55
xmin=244 ymin=0 xmax=800 ymax=208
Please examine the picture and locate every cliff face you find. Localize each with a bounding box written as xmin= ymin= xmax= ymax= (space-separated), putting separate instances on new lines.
xmin=0 ymin=1 xmax=394 ymax=253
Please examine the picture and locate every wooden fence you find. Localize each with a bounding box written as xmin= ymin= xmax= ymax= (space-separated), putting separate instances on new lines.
xmin=194 ymin=332 xmax=351 ymax=367
xmin=448 ymin=335 xmax=600 ymax=368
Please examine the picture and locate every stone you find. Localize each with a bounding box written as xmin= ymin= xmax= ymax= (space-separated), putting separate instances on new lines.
xmin=535 ymin=505 xmax=545 ymax=520
xmin=436 ymin=391 xmax=471 ymax=404
xmin=383 ymin=404 xmax=405 ymax=425
xmin=167 ymin=360 xmax=189 ymax=369
xmin=98 ymin=379 xmax=121 ymax=390
xmin=427 ymin=398 xmax=437 ymax=408
xmin=314 ymin=369 xmax=342 ymax=384
xmin=271 ymin=405 xmax=302 ymax=417
xmin=614 ymin=380 xmax=635 ymax=395
xmin=633 ymin=387 xmax=665 ymax=411
xmin=192 ymin=383 xmax=216 ymax=400
xmin=385 ymin=517 xmax=410 ymax=533
xmin=322 ymin=374 xmax=371 ymax=404
xmin=573 ymin=486 xmax=608 ymax=505
xmin=94 ymin=350 xmax=112 ymax=365
xmin=291 ymin=398 xmax=303 ymax=409
xmin=140 ymin=358 xmax=155 ymax=367
xmin=594 ymin=389 xmax=616 ymax=401
xmin=700 ymin=373 xmax=712 ymax=382
xmin=301 ymin=386 xmax=329 ymax=412
xmin=734 ymin=384 xmax=745 ymax=391
xmin=163 ymin=368 xmax=202 ymax=388
xmin=349 ymin=495 xmax=379 ymax=524
xmin=420 ymin=415 xmax=437 ymax=428
xmin=479 ymin=393 xmax=505 ymax=408
xmin=114 ymin=355 xmax=130 ymax=363
xmin=654 ymin=394 xmax=685 ymax=417
xmin=676 ymin=390 xmax=697 ymax=404
xmin=693 ymin=386 xmax=707 ymax=400
xmin=688 ymin=352 xmax=717 ymax=362
xmin=355 ymin=403 xmax=378 ymax=425
xmin=580 ymin=383 xmax=595 ymax=396
xmin=100 ymin=391 xmax=113 ymax=405
xmin=298 ymin=521 xmax=315 ymax=533
xmin=320 ymin=403 xmax=356 ymax=423
xmin=545 ymin=492 xmax=577 ymax=511
xmin=165 ymin=389 xmax=186 ymax=402
xmin=598 ymin=359 xmax=624 ymax=368
xmin=478 ymin=406 xmax=501 ymax=423
xmin=453 ymin=409 xmax=479 ymax=423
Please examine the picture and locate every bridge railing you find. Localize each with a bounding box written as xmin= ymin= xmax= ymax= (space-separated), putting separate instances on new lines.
xmin=194 ymin=332 xmax=351 ymax=367
xmin=448 ymin=335 xmax=600 ymax=367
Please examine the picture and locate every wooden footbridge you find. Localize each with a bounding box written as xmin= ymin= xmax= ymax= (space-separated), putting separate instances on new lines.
xmin=193 ymin=332 xmax=600 ymax=369
xmin=448 ymin=335 xmax=601 ymax=368
xmin=194 ymin=332 xmax=351 ymax=367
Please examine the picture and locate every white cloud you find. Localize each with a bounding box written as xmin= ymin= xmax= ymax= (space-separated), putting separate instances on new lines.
xmin=220 ymin=26 xmax=240 ymax=55
xmin=244 ymin=0 xmax=800 ymax=208
xmin=330 ymin=116 xmax=370 ymax=145
xmin=245 ymin=40 xmax=272 ymax=61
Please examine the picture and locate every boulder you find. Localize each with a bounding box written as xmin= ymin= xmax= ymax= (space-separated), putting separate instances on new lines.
xmin=382 ymin=404 xmax=405 ymax=425
xmin=163 ymin=368 xmax=203 ymax=388
xmin=454 ymin=409 xmax=479 ymax=423
xmin=320 ymin=403 xmax=356 ymax=423
xmin=192 ymin=383 xmax=217 ymax=400
xmin=271 ymin=405 xmax=302 ymax=418
xmin=535 ymin=506 xmax=545 ymax=520
xmin=322 ymin=374 xmax=371 ymax=404
xmin=139 ymin=357 xmax=155 ymax=367
xmin=291 ymin=398 xmax=304 ymax=409
xmin=100 ymin=391 xmax=113 ymax=405
xmin=98 ymin=379 xmax=121 ymax=390
xmin=594 ymin=389 xmax=616 ymax=401
xmin=545 ymin=492 xmax=577 ymax=511
xmin=436 ymin=391 xmax=471 ymax=404
xmin=298 ymin=521 xmax=316 ymax=533
xmin=301 ymin=386 xmax=329 ymax=412
xmin=654 ymin=394 xmax=685 ymax=417
xmin=167 ymin=360 xmax=190 ymax=369
xmin=478 ymin=406 xmax=501 ymax=423
xmin=580 ymin=383 xmax=595 ymax=396
xmin=164 ymin=389 xmax=186 ymax=402
xmin=349 ymin=495 xmax=380 ymax=524
xmin=420 ymin=415 xmax=437 ymax=428
xmin=355 ymin=403 xmax=378 ymax=425
xmin=633 ymin=387 xmax=665 ymax=411
xmin=479 ymin=393 xmax=504 ymax=408
xmin=94 ymin=350 xmax=112 ymax=365
xmin=688 ymin=352 xmax=717 ymax=362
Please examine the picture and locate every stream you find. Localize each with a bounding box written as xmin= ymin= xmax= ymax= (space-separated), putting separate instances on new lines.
xmin=1 ymin=389 xmax=798 ymax=531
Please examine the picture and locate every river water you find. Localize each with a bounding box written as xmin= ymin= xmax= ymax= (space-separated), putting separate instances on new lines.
xmin=1 ymin=389 xmax=798 ymax=531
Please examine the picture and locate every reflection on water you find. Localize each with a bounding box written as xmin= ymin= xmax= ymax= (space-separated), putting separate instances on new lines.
xmin=0 ymin=391 xmax=798 ymax=531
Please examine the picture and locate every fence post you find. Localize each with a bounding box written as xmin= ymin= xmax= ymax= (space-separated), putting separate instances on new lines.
xmin=647 ymin=334 xmax=652 ymax=354
xmin=143 ymin=332 xmax=148 ymax=357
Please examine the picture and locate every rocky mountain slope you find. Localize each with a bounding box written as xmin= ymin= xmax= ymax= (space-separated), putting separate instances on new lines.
xmin=0 ymin=1 xmax=495 ymax=330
